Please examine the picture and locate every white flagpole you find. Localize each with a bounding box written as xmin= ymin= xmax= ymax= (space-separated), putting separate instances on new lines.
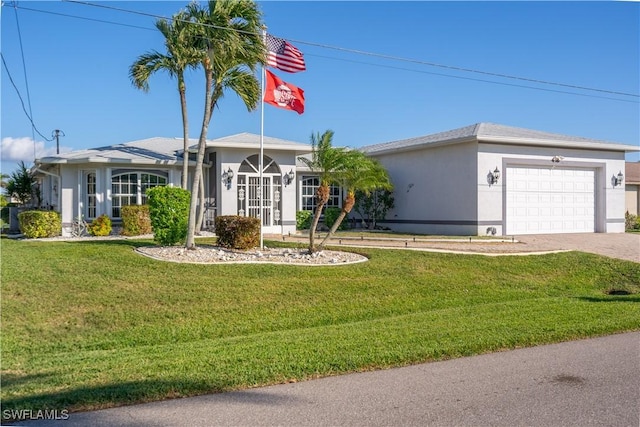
xmin=259 ymin=27 xmax=266 ymax=249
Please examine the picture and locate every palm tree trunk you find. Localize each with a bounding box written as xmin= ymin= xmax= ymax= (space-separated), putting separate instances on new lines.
xmin=317 ymin=192 xmax=355 ymax=251
xmin=186 ymin=67 xmax=213 ymax=249
xmin=308 ymin=183 xmax=329 ymax=253
xmin=196 ymin=169 xmax=205 ymax=233
xmin=179 ymin=77 xmax=190 ymax=190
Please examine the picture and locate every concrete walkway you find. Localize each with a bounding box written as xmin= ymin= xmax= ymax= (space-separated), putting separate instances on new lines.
xmin=277 ymin=233 xmax=640 ymax=263
xmin=14 ymin=332 xmax=640 ymax=427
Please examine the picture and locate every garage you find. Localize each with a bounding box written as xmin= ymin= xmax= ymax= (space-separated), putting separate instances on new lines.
xmin=506 ymin=166 xmax=595 ymax=234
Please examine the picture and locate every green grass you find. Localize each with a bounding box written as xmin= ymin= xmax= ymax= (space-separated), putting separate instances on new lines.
xmin=1 ymin=237 xmax=639 ymax=419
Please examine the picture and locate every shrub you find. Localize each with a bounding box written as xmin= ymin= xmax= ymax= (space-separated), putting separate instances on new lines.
xmin=324 ymin=207 xmax=347 ymax=231
xmin=88 ymin=214 xmax=112 ymax=236
xmin=296 ymin=210 xmax=312 ymax=230
xmin=625 ymin=211 xmax=640 ymax=231
xmin=146 ymin=186 xmax=190 ymax=246
xmin=18 ymin=210 xmax=61 ymax=238
xmin=215 ymin=215 xmax=260 ymax=250
xmin=121 ymin=205 xmax=152 ymax=236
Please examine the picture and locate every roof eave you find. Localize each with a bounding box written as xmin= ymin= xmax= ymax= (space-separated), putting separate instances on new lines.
xmin=478 ymin=136 xmax=640 ymax=152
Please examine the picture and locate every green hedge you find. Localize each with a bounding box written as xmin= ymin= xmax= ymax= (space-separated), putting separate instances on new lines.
xmin=147 ymin=187 xmax=190 ymax=246
xmin=121 ymin=205 xmax=152 ymax=236
xmin=17 ymin=210 xmax=61 ymax=238
xmin=215 ymin=215 xmax=260 ymax=250
xmin=296 ymin=210 xmax=312 ymax=230
xmin=324 ymin=207 xmax=347 ymax=231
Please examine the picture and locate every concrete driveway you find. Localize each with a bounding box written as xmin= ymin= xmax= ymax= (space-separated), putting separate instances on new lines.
xmin=280 ymin=232 xmax=639 ymax=263
xmin=515 ymin=233 xmax=639 ymax=263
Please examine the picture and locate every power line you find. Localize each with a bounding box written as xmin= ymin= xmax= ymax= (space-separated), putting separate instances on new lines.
xmin=308 ymin=53 xmax=639 ymax=104
xmin=14 ymin=4 xmax=157 ymax=32
xmin=12 ymin=1 xmax=40 ymax=158
xmin=62 ymin=0 xmax=639 ymax=100
xmin=1 ymin=53 xmax=53 ymax=142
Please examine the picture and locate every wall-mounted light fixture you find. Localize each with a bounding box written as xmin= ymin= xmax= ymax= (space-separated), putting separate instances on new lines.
xmin=612 ymin=171 xmax=624 ymax=187
xmin=283 ymin=169 xmax=295 ymax=186
xmin=487 ymin=167 xmax=500 ymax=186
xmin=222 ymin=167 xmax=234 ymax=188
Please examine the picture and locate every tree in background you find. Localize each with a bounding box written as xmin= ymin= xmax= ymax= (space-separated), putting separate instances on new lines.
xmin=5 ymin=161 xmax=37 ymax=206
xmin=353 ymin=188 xmax=394 ymax=230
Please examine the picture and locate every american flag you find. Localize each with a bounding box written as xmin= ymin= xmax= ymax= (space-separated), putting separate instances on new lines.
xmin=266 ymin=33 xmax=306 ymax=73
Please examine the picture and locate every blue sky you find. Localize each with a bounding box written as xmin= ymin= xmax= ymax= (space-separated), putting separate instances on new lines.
xmin=2 ymin=1 xmax=639 ymax=174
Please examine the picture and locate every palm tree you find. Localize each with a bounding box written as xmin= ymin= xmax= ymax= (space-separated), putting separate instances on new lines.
xmin=298 ymin=130 xmax=355 ymax=253
xmin=129 ymin=10 xmax=200 ymax=190
xmin=184 ymin=0 xmax=265 ymax=249
xmin=317 ymin=153 xmax=392 ymax=251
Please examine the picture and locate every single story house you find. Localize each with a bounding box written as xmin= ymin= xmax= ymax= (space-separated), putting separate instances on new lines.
xmin=33 ymin=123 xmax=638 ymax=237
xmin=360 ymin=123 xmax=638 ymax=235
xmin=625 ymin=161 xmax=640 ymax=216
xmin=34 ymin=133 xmax=312 ymax=236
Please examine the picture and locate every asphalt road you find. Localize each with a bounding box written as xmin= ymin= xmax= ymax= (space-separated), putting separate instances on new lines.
xmin=12 ymin=332 xmax=639 ymax=427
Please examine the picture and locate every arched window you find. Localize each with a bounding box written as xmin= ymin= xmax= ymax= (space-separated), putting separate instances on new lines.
xmin=111 ymin=171 xmax=167 ymax=217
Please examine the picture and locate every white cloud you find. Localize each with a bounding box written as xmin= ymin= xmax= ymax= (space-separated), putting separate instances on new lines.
xmin=1 ymin=137 xmax=70 ymax=163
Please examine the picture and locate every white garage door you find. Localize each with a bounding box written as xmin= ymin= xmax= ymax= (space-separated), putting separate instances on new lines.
xmin=506 ymin=167 xmax=595 ymax=235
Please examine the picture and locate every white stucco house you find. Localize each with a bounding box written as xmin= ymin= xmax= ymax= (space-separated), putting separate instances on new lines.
xmin=34 ymin=133 xmax=313 ymax=236
xmin=360 ymin=123 xmax=638 ymax=235
xmin=33 ymin=123 xmax=638 ymax=237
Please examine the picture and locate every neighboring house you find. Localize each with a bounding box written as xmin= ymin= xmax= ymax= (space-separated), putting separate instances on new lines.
xmin=34 ymin=134 xmax=311 ymax=236
xmin=360 ymin=123 xmax=638 ymax=236
xmin=625 ymin=162 xmax=640 ymax=216
xmin=33 ymin=123 xmax=638 ymax=238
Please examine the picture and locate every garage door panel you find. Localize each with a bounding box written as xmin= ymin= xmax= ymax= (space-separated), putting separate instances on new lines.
xmin=506 ymin=167 xmax=595 ymax=235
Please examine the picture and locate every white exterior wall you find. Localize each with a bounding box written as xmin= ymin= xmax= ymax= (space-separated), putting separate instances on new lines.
xmin=214 ymin=148 xmax=298 ymax=234
xmin=371 ymin=141 xmax=478 ymax=235
xmin=478 ymin=143 xmax=628 ymax=235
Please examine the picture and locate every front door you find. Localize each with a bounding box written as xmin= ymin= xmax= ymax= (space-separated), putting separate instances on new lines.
xmin=237 ymin=155 xmax=282 ymax=232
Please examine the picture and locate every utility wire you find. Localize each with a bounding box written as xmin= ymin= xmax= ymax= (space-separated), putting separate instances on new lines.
xmin=309 ymin=53 xmax=639 ymax=104
xmin=1 ymin=53 xmax=53 ymax=142
xmin=12 ymin=1 xmax=43 ymax=158
xmin=14 ymin=4 xmax=156 ymax=32
xmin=62 ymin=0 xmax=639 ymax=99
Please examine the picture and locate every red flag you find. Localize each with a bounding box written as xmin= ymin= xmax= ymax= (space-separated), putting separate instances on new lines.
xmin=265 ymin=33 xmax=306 ymax=73
xmin=263 ymin=70 xmax=305 ymax=114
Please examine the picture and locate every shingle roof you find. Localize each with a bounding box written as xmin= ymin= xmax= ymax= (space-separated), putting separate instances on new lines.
xmin=36 ymin=137 xmax=186 ymax=165
xmin=361 ymin=123 xmax=638 ymax=155
xmin=36 ymin=134 xmax=311 ymax=165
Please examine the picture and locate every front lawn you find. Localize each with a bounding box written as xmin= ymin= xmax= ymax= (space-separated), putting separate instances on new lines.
xmin=1 ymin=237 xmax=639 ymax=419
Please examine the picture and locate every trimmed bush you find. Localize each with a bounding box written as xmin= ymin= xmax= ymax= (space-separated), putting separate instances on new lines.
xmin=146 ymin=186 xmax=190 ymax=246
xmin=88 ymin=214 xmax=112 ymax=236
xmin=324 ymin=207 xmax=347 ymax=231
xmin=121 ymin=205 xmax=152 ymax=236
xmin=296 ymin=210 xmax=312 ymax=230
xmin=625 ymin=211 xmax=640 ymax=231
xmin=215 ymin=215 xmax=260 ymax=250
xmin=18 ymin=210 xmax=61 ymax=238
